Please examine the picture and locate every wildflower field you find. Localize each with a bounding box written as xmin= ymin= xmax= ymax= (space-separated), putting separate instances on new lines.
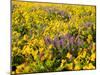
xmin=12 ymin=1 xmax=96 ymax=74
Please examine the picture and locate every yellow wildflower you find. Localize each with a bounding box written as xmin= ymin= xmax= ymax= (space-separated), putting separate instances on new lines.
xmin=83 ymin=63 xmax=95 ymax=70
xmin=48 ymin=54 xmax=52 ymax=60
xmin=11 ymin=71 xmax=15 ymax=75
xmin=87 ymin=34 xmax=92 ymax=43
xmin=83 ymin=65 xmax=89 ymax=70
xmin=23 ymin=34 xmax=29 ymax=41
xmin=61 ymin=59 xmax=66 ymax=64
xmin=66 ymin=63 xmax=73 ymax=70
xmin=22 ymin=45 xmax=31 ymax=55
xmin=87 ymin=39 xmax=90 ymax=44
xmin=90 ymin=53 xmax=96 ymax=61
xmin=39 ymin=48 xmax=44 ymax=53
xmin=81 ymin=51 xmax=87 ymax=58
xmin=66 ymin=52 xmax=72 ymax=59
xmin=92 ymin=43 xmax=96 ymax=51
xmin=48 ymin=44 xmax=53 ymax=49
xmin=60 ymin=59 xmax=66 ymax=67
xmin=88 ymin=34 xmax=92 ymax=40
xmin=78 ymin=48 xmax=82 ymax=55
xmin=88 ymin=63 xmax=95 ymax=69
xmin=74 ymin=64 xmax=81 ymax=70
xmin=39 ymin=40 xmax=44 ymax=47
xmin=16 ymin=63 xmax=25 ymax=73
xmin=32 ymin=50 xmax=38 ymax=60
xmin=24 ymin=66 xmax=30 ymax=73
xmin=74 ymin=59 xmax=79 ymax=64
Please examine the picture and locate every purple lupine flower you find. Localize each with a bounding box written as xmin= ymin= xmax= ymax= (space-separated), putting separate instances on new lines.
xmin=58 ymin=10 xmax=66 ymax=17
xmin=53 ymin=40 xmax=59 ymax=49
xmin=77 ymin=38 xmax=84 ymax=46
xmin=66 ymin=42 xmax=70 ymax=50
xmin=84 ymin=22 xmax=93 ymax=27
xmin=44 ymin=36 xmax=52 ymax=45
xmin=53 ymin=37 xmax=58 ymax=48
xmin=57 ymin=41 xmax=61 ymax=49
xmin=72 ymin=48 xmax=75 ymax=51
xmin=77 ymin=38 xmax=81 ymax=46
xmin=53 ymin=41 xmax=56 ymax=48
xmin=60 ymin=39 xmax=64 ymax=47
xmin=64 ymin=33 xmax=71 ymax=40
xmin=44 ymin=8 xmax=50 ymax=12
xmin=53 ymin=36 xmax=61 ymax=49
xmin=64 ymin=34 xmax=68 ymax=40
xmin=69 ymin=36 xmax=74 ymax=45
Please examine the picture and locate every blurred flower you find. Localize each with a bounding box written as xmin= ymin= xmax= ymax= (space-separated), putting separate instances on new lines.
xmin=48 ymin=44 xmax=53 ymax=49
xmin=66 ymin=63 xmax=73 ymax=70
xmin=72 ymin=48 xmax=75 ymax=51
xmin=81 ymin=50 xmax=87 ymax=58
xmin=16 ymin=63 xmax=26 ymax=73
xmin=88 ymin=63 xmax=95 ymax=69
xmin=32 ymin=50 xmax=38 ymax=60
xmin=39 ymin=48 xmax=44 ymax=53
xmin=60 ymin=59 xmax=66 ymax=67
xmin=53 ymin=37 xmax=60 ymax=49
xmin=83 ymin=63 xmax=95 ymax=70
xmin=77 ymin=38 xmax=83 ymax=46
xmin=90 ymin=53 xmax=96 ymax=61
xmin=88 ymin=34 xmax=92 ymax=41
xmin=44 ymin=36 xmax=52 ymax=45
xmin=84 ymin=22 xmax=93 ymax=27
xmin=74 ymin=64 xmax=81 ymax=70
xmin=23 ymin=34 xmax=29 ymax=40
xmin=66 ymin=52 xmax=72 ymax=59
xmin=69 ymin=36 xmax=74 ymax=45
xmin=74 ymin=59 xmax=79 ymax=64
xmin=92 ymin=43 xmax=96 ymax=51
xmin=60 ymin=39 xmax=64 ymax=47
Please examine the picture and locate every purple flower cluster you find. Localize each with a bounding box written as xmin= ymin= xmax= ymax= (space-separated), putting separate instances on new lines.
xmin=44 ymin=7 xmax=71 ymax=21
xmin=44 ymin=33 xmax=84 ymax=52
